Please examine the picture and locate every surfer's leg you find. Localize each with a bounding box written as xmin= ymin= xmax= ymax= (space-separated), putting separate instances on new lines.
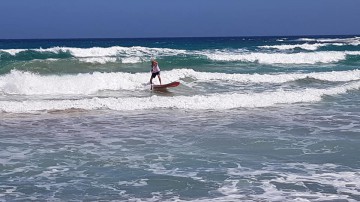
xmin=149 ymin=77 xmax=153 ymax=89
xmin=158 ymin=74 xmax=162 ymax=84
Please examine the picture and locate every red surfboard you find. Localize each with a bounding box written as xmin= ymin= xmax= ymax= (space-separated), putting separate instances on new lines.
xmin=152 ymin=81 xmax=180 ymax=89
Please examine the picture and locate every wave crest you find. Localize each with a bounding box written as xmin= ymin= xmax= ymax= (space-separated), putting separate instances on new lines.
xmin=1 ymin=69 xmax=359 ymax=96
xmin=1 ymin=81 xmax=359 ymax=113
xmin=204 ymin=51 xmax=352 ymax=64
xmin=0 ymin=46 xmax=186 ymax=64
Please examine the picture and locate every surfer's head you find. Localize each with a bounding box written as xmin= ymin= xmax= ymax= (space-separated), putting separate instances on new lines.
xmin=151 ymin=60 xmax=158 ymax=65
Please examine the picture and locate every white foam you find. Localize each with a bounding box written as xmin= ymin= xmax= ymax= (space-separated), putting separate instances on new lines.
xmin=0 ymin=46 xmax=187 ymax=64
xmin=0 ymin=49 xmax=27 ymax=56
xmin=296 ymin=38 xmax=317 ymax=42
xmin=78 ymin=57 xmax=117 ymax=64
xmin=2 ymin=45 xmax=360 ymax=65
xmin=121 ymin=56 xmax=142 ymax=64
xmin=204 ymin=51 xmax=350 ymax=64
xmin=218 ymin=163 xmax=360 ymax=202
xmin=346 ymin=51 xmax=360 ymax=56
xmin=1 ymin=46 xmax=186 ymax=58
xmin=256 ymin=163 xmax=360 ymax=202
xmin=259 ymin=43 xmax=328 ymax=51
xmin=0 ymin=70 xmax=149 ymax=95
xmin=118 ymin=179 xmax=148 ymax=187
xmin=177 ymin=69 xmax=360 ymax=83
xmin=296 ymin=36 xmax=360 ymax=45
xmin=1 ymin=69 xmax=359 ymax=96
xmin=1 ymin=81 xmax=359 ymax=113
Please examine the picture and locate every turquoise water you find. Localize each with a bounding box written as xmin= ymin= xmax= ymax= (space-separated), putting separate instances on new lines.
xmin=0 ymin=36 xmax=360 ymax=201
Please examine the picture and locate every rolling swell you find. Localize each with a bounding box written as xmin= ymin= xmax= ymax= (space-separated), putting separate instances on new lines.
xmin=1 ymin=41 xmax=360 ymax=74
xmin=1 ymin=36 xmax=360 ymax=113
xmin=1 ymin=80 xmax=360 ymax=113
xmin=0 ymin=49 xmax=72 ymax=61
xmin=0 ymin=69 xmax=359 ymax=95
xmin=0 ymin=37 xmax=360 ymax=71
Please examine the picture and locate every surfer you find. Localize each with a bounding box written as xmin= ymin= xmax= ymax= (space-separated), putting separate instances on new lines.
xmin=150 ymin=60 xmax=162 ymax=88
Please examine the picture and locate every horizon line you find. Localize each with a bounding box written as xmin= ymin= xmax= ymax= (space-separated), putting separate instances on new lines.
xmin=0 ymin=34 xmax=359 ymax=41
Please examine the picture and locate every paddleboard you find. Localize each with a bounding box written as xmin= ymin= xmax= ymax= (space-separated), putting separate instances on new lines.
xmin=152 ymin=81 xmax=180 ymax=89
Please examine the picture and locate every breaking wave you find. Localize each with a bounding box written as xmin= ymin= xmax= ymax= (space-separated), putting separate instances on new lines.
xmin=1 ymin=69 xmax=359 ymax=95
xmin=0 ymin=68 xmax=359 ymax=113
xmin=203 ymin=51 xmax=360 ymax=64
xmin=1 ymin=81 xmax=359 ymax=113
xmin=2 ymin=46 xmax=360 ymax=65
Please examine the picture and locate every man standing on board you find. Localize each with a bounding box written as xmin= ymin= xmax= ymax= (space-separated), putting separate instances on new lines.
xmin=150 ymin=60 xmax=161 ymax=88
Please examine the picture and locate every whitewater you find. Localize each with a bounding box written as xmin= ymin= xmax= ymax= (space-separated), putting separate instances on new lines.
xmin=1 ymin=36 xmax=360 ymax=201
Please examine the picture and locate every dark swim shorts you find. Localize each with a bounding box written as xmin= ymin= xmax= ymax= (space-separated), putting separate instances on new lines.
xmin=151 ymin=71 xmax=160 ymax=78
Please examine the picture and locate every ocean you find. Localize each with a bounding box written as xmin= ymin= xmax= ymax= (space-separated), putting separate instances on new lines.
xmin=0 ymin=36 xmax=359 ymax=201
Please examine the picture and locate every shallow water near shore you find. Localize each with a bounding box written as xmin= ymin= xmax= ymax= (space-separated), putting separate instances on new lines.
xmin=1 ymin=97 xmax=360 ymax=201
